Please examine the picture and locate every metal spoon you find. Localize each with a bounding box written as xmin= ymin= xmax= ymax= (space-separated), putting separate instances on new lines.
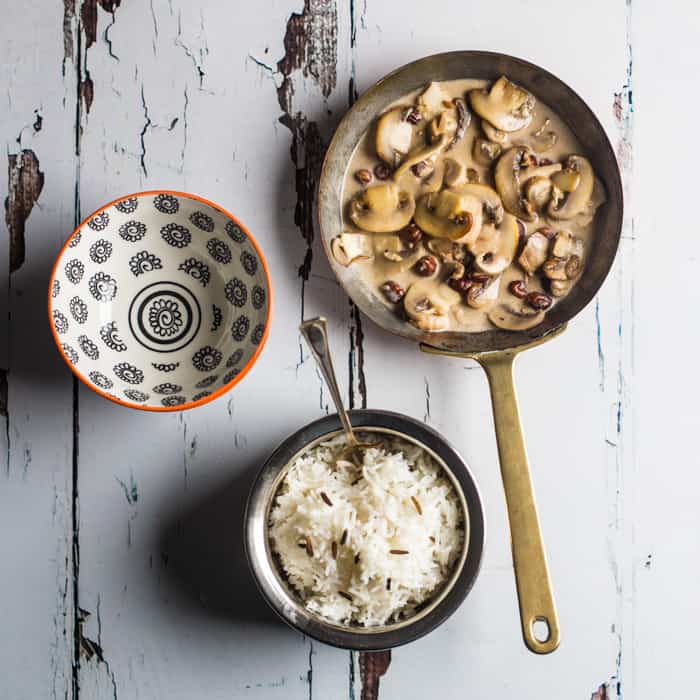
xmin=299 ymin=317 xmax=380 ymax=462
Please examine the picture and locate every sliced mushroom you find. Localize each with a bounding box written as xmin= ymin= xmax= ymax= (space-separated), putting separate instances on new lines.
xmin=488 ymin=304 xmax=545 ymax=330
xmin=443 ymin=158 xmax=467 ymax=188
xmin=331 ymin=233 xmax=373 ymax=267
xmin=417 ymin=82 xmax=450 ymax=119
xmin=547 ymin=155 xmax=594 ymax=220
xmin=468 ymin=213 xmax=520 ymax=275
xmin=403 ymin=279 xmax=460 ymax=332
xmin=426 ymin=238 xmax=468 ymax=264
xmin=482 ymin=119 xmax=508 ymax=145
xmin=524 ymin=176 xmax=553 ymax=211
xmin=469 ymin=76 xmax=535 ymax=132
xmin=517 ymin=231 xmax=549 ymax=274
xmin=392 ymin=136 xmax=447 ymax=180
xmin=449 ymin=183 xmax=504 ymax=225
xmin=349 ymin=183 xmax=415 ymax=233
xmin=531 ymin=119 xmax=558 ymax=153
xmin=551 ymin=169 xmax=581 ymax=192
xmin=550 ymin=230 xmax=583 ymax=259
xmin=473 ymin=138 xmax=502 ymax=166
xmin=466 ymin=274 xmax=501 ymax=309
xmin=520 ymin=162 xmax=563 ymax=183
xmin=375 ymin=107 xmax=414 ymax=166
xmin=542 ymin=257 xmax=568 ymax=281
xmin=414 ymin=190 xmax=483 ymax=243
xmin=494 ymin=146 xmax=537 ymax=222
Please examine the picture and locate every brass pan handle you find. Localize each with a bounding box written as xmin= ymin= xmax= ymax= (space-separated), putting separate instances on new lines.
xmin=475 ymin=350 xmax=560 ymax=654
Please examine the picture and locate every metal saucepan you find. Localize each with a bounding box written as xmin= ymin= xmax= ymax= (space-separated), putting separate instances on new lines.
xmin=317 ymin=51 xmax=623 ymax=654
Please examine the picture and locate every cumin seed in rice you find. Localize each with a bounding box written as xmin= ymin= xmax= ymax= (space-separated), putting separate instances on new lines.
xmin=340 ymin=529 xmax=348 ymax=545
xmin=386 ymin=578 xmax=392 ymax=591
xmin=354 ymin=553 xmax=360 ymax=564
xmin=331 ymin=541 xmax=338 ymax=559
xmin=389 ymin=549 xmax=409 ymax=555
xmin=411 ymin=495 xmax=423 ymax=515
xmin=306 ymin=539 xmax=314 ymax=557
xmin=338 ymin=590 xmax=353 ymax=602
xmin=320 ymin=491 xmax=333 ymax=507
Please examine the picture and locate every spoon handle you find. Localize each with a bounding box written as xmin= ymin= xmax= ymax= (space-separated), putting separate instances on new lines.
xmin=299 ymin=317 xmax=356 ymax=445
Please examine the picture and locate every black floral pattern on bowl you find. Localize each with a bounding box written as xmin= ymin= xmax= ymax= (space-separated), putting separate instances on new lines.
xmin=153 ymin=193 xmax=179 ymax=214
xmin=113 ymin=362 xmax=144 ymax=385
xmin=152 ymin=382 xmax=183 ymax=395
xmin=87 ymin=212 xmax=110 ymax=231
xmin=100 ymin=321 xmax=127 ymax=352
xmin=252 ymin=323 xmax=265 ymax=346
xmin=240 ymin=251 xmax=258 ymax=276
xmin=119 ymin=220 xmax=147 ymax=242
xmin=190 ymin=211 xmax=214 ymax=232
xmin=224 ymin=278 xmax=247 ymax=307
xmin=52 ymin=279 xmax=61 ymax=298
xmin=192 ymin=391 xmax=212 ymax=402
xmin=192 ymin=345 xmax=222 ymax=372
xmin=124 ymin=389 xmax=149 ymax=403
xmin=210 ymin=305 xmax=223 ymax=332
xmin=226 ymin=348 xmax=244 ymax=368
xmin=231 ymin=315 xmax=250 ymax=342
xmin=252 ymin=285 xmax=266 ymax=310
xmin=78 ymin=335 xmax=99 ymax=360
xmin=65 ymin=259 xmax=85 ymax=284
xmin=206 ymin=238 xmax=232 ymax=264
xmin=161 ymin=222 xmax=191 ymax=248
xmin=69 ymin=296 xmax=88 ymax=324
xmin=148 ymin=299 xmax=183 ymax=337
xmin=195 ymin=375 xmax=218 ymax=389
xmin=89 ymin=272 xmax=118 ymax=302
xmin=223 ymin=368 xmax=240 ymax=384
xmin=89 ymin=239 xmax=113 ymax=264
xmin=62 ymin=343 xmax=79 ymax=364
xmin=152 ymin=362 xmax=179 ymax=372
xmin=115 ymin=197 xmax=138 ymax=214
xmin=89 ymin=371 xmax=114 ymax=390
xmin=53 ymin=310 xmax=69 ymax=334
xmin=178 ymin=257 xmax=210 ymax=286
xmin=129 ymin=250 xmax=163 ymax=276
xmin=161 ymin=395 xmax=186 ymax=407
xmin=68 ymin=232 xmax=82 ymax=248
xmin=225 ymin=220 xmax=246 ymax=243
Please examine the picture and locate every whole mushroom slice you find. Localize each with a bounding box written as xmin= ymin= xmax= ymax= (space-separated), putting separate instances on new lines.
xmin=443 ymin=158 xmax=468 ymax=188
xmin=466 ymin=274 xmax=501 ymax=309
xmin=547 ymin=155 xmax=594 ymax=220
xmin=414 ymin=190 xmax=483 ymax=243
xmin=488 ymin=304 xmax=545 ymax=330
xmin=524 ymin=177 xmax=553 ymax=211
xmin=403 ymin=279 xmax=460 ymax=332
xmin=450 ymin=183 xmax=505 ymax=225
xmin=468 ymin=213 xmax=520 ymax=275
xmin=375 ymin=106 xmax=414 ymax=166
xmin=349 ymin=183 xmax=415 ymax=233
xmin=473 ymin=138 xmax=502 ymax=166
xmin=482 ymin=119 xmax=508 ymax=145
xmin=331 ymin=233 xmax=374 ymax=267
xmin=494 ymin=146 xmax=537 ymax=222
xmin=417 ymin=81 xmax=450 ymax=119
xmin=469 ymin=76 xmax=535 ymax=133
xmin=517 ymin=231 xmax=549 ymax=274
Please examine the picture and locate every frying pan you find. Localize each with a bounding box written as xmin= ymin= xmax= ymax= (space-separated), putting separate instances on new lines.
xmin=317 ymin=51 xmax=623 ymax=654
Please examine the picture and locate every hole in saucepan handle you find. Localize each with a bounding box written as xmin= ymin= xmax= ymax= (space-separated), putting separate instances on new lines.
xmin=532 ymin=617 xmax=551 ymax=644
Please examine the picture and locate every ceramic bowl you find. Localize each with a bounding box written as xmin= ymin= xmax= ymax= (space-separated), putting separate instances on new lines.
xmin=48 ymin=191 xmax=272 ymax=411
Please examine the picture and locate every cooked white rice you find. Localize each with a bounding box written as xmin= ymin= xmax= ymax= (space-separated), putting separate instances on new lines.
xmin=268 ymin=433 xmax=464 ymax=627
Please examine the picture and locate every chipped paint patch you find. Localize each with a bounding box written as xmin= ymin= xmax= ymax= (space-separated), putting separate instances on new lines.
xmin=359 ymin=650 xmax=391 ymax=700
xmin=5 ymin=149 xmax=44 ymax=273
xmin=348 ymin=302 xmax=367 ymax=409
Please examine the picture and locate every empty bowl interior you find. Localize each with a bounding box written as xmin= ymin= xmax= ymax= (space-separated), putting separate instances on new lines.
xmin=49 ymin=192 xmax=271 ymax=410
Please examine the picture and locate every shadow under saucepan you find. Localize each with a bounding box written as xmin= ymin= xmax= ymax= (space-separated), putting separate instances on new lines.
xmin=157 ymin=462 xmax=281 ymax=626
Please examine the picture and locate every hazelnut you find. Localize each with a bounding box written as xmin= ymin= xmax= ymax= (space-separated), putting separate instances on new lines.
xmin=448 ymin=277 xmax=472 ymax=294
xmin=354 ymin=168 xmax=373 ymax=185
xmin=468 ymin=271 xmax=491 ymax=284
xmin=380 ymin=280 xmax=405 ymax=303
xmin=508 ymin=280 xmax=528 ymax=299
xmin=374 ymin=163 xmax=391 ymax=180
xmin=405 ymin=108 xmax=421 ymax=124
xmin=525 ymin=291 xmax=553 ymax=311
xmin=565 ymin=254 xmax=582 ymax=279
xmin=542 ymin=257 xmax=568 ymax=281
xmin=415 ymin=255 xmax=438 ymax=277
xmin=401 ymin=222 xmax=423 ymax=247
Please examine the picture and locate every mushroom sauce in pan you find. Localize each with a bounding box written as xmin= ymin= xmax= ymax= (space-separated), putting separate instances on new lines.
xmin=335 ymin=77 xmax=606 ymax=332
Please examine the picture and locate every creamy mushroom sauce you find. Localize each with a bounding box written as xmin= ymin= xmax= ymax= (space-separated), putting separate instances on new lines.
xmin=336 ymin=77 xmax=605 ymax=333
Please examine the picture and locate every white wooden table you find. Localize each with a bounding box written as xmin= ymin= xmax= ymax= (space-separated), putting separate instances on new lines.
xmin=1 ymin=1 xmax=696 ymax=698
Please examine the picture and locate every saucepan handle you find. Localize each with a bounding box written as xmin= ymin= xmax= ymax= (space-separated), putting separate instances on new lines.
xmin=475 ymin=350 xmax=560 ymax=654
